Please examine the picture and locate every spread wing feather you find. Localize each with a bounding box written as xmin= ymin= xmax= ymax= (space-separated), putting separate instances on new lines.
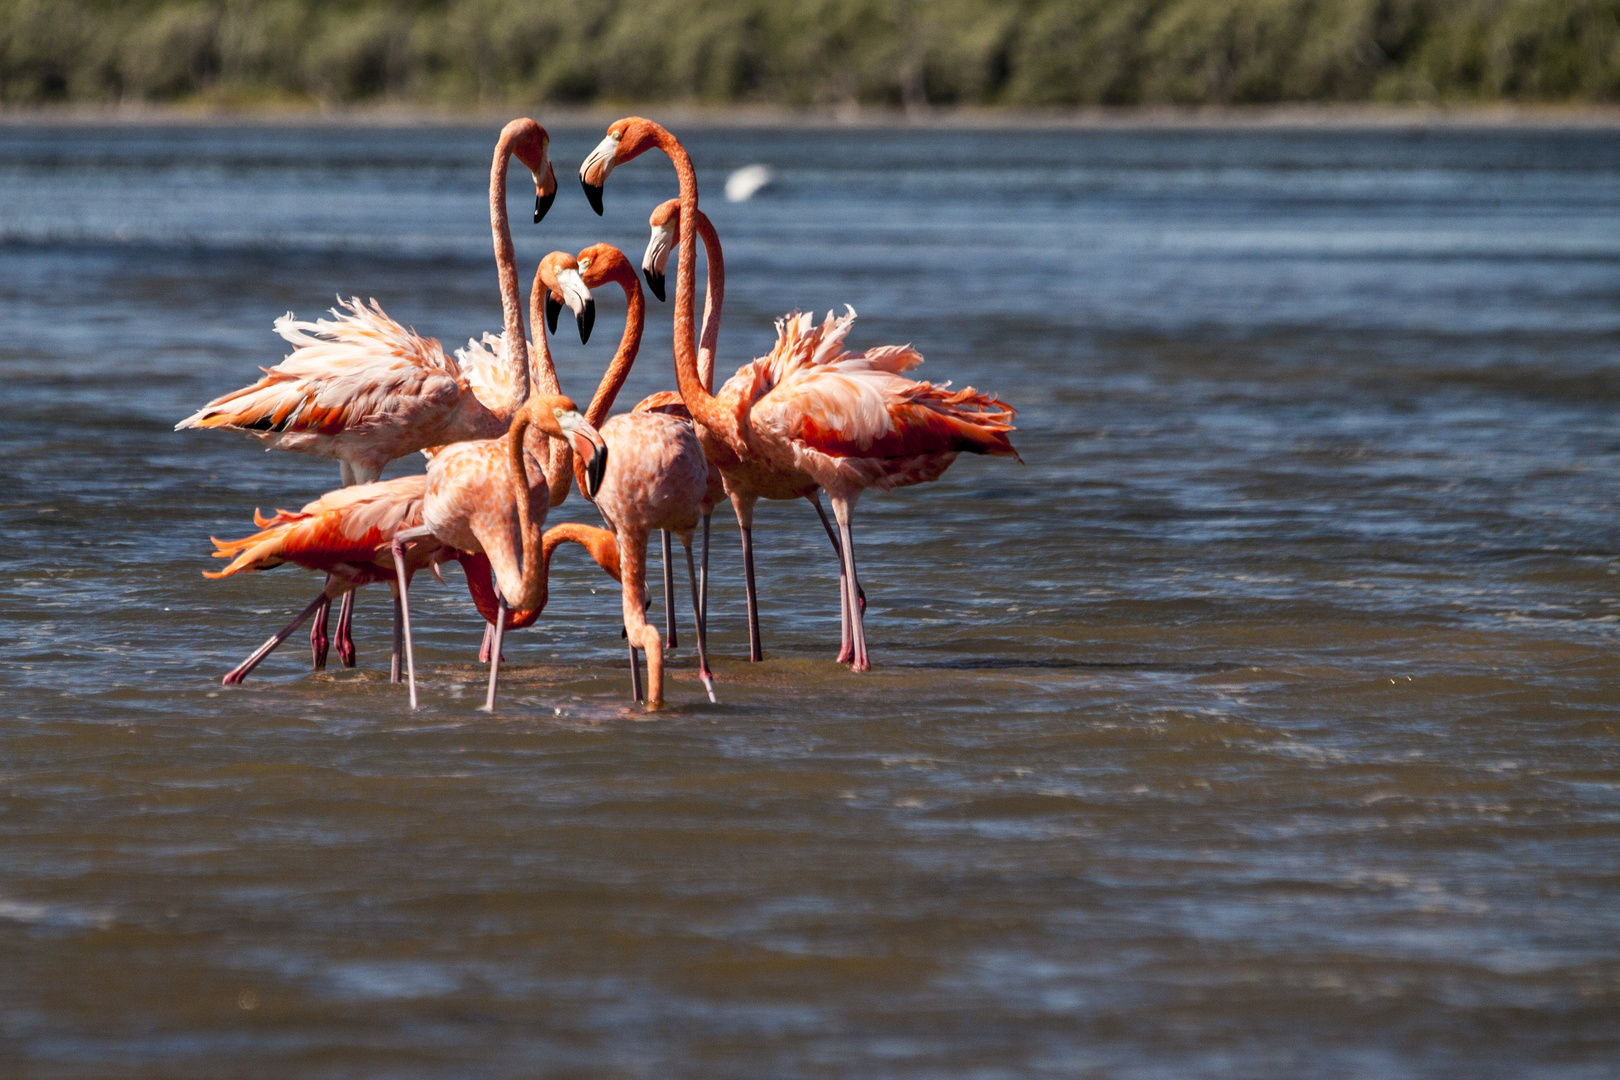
xmin=750 ymin=308 xmax=1019 ymax=461
xmin=176 ymin=298 xmax=464 ymax=438
xmin=204 ymin=475 xmax=428 ymax=578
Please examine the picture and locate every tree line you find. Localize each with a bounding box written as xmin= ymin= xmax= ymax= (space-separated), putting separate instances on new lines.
xmin=3 ymin=0 xmax=1617 ymax=109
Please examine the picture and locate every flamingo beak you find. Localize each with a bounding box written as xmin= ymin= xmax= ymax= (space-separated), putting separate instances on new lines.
xmin=641 ymin=220 xmax=674 ymax=303
xmin=555 ymin=267 xmax=594 ymax=344
xmin=534 ymin=159 xmax=557 ymax=223
xmin=544 ymin=291 xmax=562 ymax=335
xmin=579 ymin=134 xmax=619 ymax=216
xmin=556 ymin=412 xmax=608 ymax=498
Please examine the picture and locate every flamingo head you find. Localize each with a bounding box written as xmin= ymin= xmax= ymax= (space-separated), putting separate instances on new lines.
xmin=534 ymin=395 xmax=609 ymax=499
xmin=537 ymin=252 xmax=594 ymax=345
xmin=504 ymin=118 xmax=557 ymax=224
xmin=641 ymin=198 xmax=679 ymax=302
xmin=579 ymin=116 xmax=661 ymax=216
xmin=576 ymin=243 xmax=635 ymax=295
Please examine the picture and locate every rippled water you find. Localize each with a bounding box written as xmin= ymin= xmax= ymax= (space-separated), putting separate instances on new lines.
xmin=2 ymin=120 xmax=1618 ymax=1077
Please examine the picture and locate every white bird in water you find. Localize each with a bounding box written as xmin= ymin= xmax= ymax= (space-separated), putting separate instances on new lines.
xmin=724 ymin=164 xmax=774 ymax=203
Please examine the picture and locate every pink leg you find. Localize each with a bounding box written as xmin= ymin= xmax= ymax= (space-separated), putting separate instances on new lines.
xmin=628 ymin=636 xmax=643 ymax=703
xmin=225 ymin=592 xmax=333 ymax=685
xmin=309 ymin=593 xmax=330 ymax=670
xmin=684 ymin=540 xmax=716 ymax=702
xmin=662 ymin=530 xmax=678 ymax=649
xmin=335 ymin=589 xmax=357 ymax=668
xmin=833 ymin=500 xmax=869 ymax=672
xmin=483 ymin=598 xmax=507 ymax=712
xmin=389 ymin=587 xmax=403 ymax=684
xmin=477 ymin=622 xmax=508 ymax=665
xmin=740 ymin=525 xmax=763 ymax=662
xmin=391 ymin=539 xmax=420 ymax=709
xmin=699 ymin=513 xmax=711 ymax=632
xmin=809 ymin=496 xmax=855 ymax=662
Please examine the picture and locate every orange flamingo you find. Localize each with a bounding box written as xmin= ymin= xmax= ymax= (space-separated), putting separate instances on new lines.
xmin=205 ymin=475 xmax=457 ymax=685
xmin=582 ymin=117 xmax=1019 ymax=671
xmin=635 ymin=197 xmax=865 ymax=659
xmin=390 ymin=394 xmax=608 ymax=710
xmin=178 ymin=118 xmax=561 ymax=672
xmin=523 ymin=244 xmax=714 ymax=706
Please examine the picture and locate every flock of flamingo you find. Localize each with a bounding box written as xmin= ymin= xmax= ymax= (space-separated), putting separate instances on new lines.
xmin=178 ymin=117 xmax=1021 ymax=711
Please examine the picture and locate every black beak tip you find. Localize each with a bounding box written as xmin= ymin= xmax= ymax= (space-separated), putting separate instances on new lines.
xmin=581 ymin=180 xmax=604 ymax=216
xmin=534 ymin=189 xmax=555 ymax=224
xmin=586 ymin=444 xmax=607 ymax=499
xmin=643 ymin=268 xmax=666 ymax=302
xmin=544 ymin=293 xmax=561 ymax=335
xmin=578 ymin=299 xmax=595 ymax=344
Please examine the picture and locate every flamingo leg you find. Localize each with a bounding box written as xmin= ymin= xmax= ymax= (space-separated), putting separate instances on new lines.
xmin=335 ymin=589 xmax=357 ymax=668
xmin=661 ymin=529 xmax=678 ymax=649
xmin=699 ymin=513 xmax=711 ymax=633
xmin=479 ymin=622 xmax=493 ymax=665
xmin=811 ymin=494 xmax=864 ymax=613
xmin=832 ymin=498 xmax=869 ymax=673
xmin=685 ymin=540 xmax=716 ymax=703
xmin=740 ymin=525 xmax=762 ymax=662
xmin=225 ymin=591 xmax=333 ymax=686
xmin=391 ymin=538 xmax=419 ymax=709
xmin=390 ymin=586 xmax=403 ymax=684
xmin=810 ymin=494 xmax=855 ymax=663
xmin=628 ymin=638 xmax=643 ymax=703
xmin=483 ymin=598 xmax=508 ymax=712
xmin=309 ymin=592 xmax=330 ymax=670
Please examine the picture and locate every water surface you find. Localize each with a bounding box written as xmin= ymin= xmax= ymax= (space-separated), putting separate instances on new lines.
xmin=2 ymin=121 xmax=1618 ymax=1078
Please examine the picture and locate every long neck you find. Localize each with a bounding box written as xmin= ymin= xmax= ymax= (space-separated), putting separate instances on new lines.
xmin=503 ymin=410 xmax=547 ymax=611
xmin=565 ymin=265 xmax=644 ymax=502
xmin=528 ymin=272 xmax=572 ymax=505
xmin=587 ymin=265 xmax=644 ymax=425
xmin=657 ymin=129 xmax=740 ymax=449
xmin=694 ymin=209 xmax=724 ymax=394
xmin=544 ymin=522 xmax=621 ymax=582
xmin=489 ymin=129 xmax=531 ymax=415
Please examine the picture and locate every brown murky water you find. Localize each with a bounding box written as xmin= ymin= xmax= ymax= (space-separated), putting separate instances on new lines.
xmin=2 ymin=122 xmax=1618 ymax=1077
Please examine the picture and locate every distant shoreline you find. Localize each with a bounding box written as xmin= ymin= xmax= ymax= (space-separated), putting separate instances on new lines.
xmin=4 ymin=102 xmax=1620 ymax=131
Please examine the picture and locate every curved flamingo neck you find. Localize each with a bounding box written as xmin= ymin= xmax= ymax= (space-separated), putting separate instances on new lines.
xmin=527 ymin=267 xmax=571 ymax=503
xmin=693 ymin=209 xmax=724 ymax=393
xmin=503 ymin=406 xmax=547 ymax=611
xmin=587 ymin=262 xmax=644 ymax=426
xmin=544 ymin=522 xmax=621 ymax=582
xmin=489 ymin=126 xmax=531 ymax=416
xmin=654 ymin=126 xmax=741 ymax=452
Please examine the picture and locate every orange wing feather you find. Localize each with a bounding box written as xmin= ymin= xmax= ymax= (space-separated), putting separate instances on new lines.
xmin=204 ymin=476 xmax=428 ymax=579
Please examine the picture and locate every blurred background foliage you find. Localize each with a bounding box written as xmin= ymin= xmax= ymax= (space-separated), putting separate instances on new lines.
xmin=2 ymin=0 xmax=1618 ymax=108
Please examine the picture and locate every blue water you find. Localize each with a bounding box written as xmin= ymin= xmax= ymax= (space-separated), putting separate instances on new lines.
xmin=1 ymin=119 xmax=1618 ymax=1078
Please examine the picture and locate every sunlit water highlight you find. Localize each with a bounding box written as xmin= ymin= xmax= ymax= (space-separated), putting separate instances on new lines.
xmin=1 ymin=121 xmax=1618 ymax=1078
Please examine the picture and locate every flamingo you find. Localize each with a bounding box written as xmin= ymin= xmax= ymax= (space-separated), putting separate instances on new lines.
xmin=581 ymin=117 xmax=1020 ymax=671
xmin=176 ymin=117 xmax=560 ymax=672
xmin=536 ymin=243 xmax=717 ymax=708
xmin=390 ymin=394 xmax=609 ymax=711
xmin=204 ymin=475 xmax=457 ymax=685
xmin=635 ymin=197 xmax=865 ymax=659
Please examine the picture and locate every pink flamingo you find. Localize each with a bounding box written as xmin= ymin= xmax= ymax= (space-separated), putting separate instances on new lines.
xmin=390 ymin=394 xmax=608 ymax=710
xmin=177 ymin=118 xmax=560 ymax=672
xmin=527 ymin=243 xmax=716 ymax=707
xmin=581 ymin=117 xmax=1019 ymax=671
xmin=635 ymin=197 xmax=864 ymax=658
xmin=204 ymin=475 xmax=457 ymax=685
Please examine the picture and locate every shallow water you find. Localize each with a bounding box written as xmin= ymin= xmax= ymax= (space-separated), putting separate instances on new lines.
xmin=2 ymin=120 xmax=1618 ymax=1078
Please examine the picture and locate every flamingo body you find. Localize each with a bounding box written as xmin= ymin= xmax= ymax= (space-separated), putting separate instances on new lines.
xmin=179 ymin=301 xmax=517 ymax=485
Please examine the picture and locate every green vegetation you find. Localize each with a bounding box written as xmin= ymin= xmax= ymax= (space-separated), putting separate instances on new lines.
xmin=3 ymin=0 xmax=1618 ymax=108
